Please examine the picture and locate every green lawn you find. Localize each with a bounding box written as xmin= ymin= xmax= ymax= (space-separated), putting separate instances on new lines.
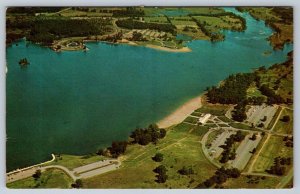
xmin=196 ymin=104 xmax=229 ymax=116
xmin=143 ymin=16 xmax=169 ymax=23
xmin=224 ymin=175 xmax=281 ymax=189
xmin=191 ymin=111 xmax=202 ymax=117
xmin=183 ymin=116 xmax=198 ymax=124
xmin=45 ymin=154 xmax=106 ymax=170
xmin=247 ymin=84 xmax=264 ymax=98
xmin=218 ymin=116 xmax=233 ymax=123
xmin=7 ymin=169 xmax=73 ymax=189
xmin=273 ymin=108 xmax=293 ymax=134
xmin=251 ymin=136 xmax=293 ymax=174
xmin=82 ymin=122 xmax=216 ymax=188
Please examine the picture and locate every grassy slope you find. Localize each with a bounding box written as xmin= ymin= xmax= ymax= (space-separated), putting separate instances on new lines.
xmin=7 ymin=169 xmax=73 ymax=189
xmin=83 ymin=124 xmax=215 ymax=188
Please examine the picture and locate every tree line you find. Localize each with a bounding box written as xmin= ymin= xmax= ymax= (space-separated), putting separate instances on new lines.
xmin=112 ymin=7 xmax=145 ymax=17
xmin=7 ymin=17 xmax=112 ymax=45
xmin=7 ymin=7 xmax=65 ymax=15
xmin=196 ymin=167 xmax=241 ymax=188
xmin=97 ymin=124 xmax=166 ymax=158
xmin=115 ymin=19 xmax=176 ymax=34
xmin=206 ymin=73 xmax=257 ymax=104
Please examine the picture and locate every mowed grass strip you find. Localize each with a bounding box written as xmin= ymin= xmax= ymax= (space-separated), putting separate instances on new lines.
xmin=251 ymin=136 xmax=293 ymax=173
xmin=82 ymin=122 xmax=216 ymax=188
xmin=7 ymin=169 xmax=73 ymax=189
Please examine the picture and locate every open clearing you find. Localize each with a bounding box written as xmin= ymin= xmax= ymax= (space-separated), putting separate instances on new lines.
xmin=82 ymin=124 xmax=215 ymax=188
xmin=273 ymin=108 xmax=293 ymax=134
xmin=7 ymin=168 xmax=73 ymax=189
xmin=251 ymin=136 xmax=293 ymax=173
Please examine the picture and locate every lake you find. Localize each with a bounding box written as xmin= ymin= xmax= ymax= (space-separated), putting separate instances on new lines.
xmin=6 ymin=8 xmax=292 ymax=171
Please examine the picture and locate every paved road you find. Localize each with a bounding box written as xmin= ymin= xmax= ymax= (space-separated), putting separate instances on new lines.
xmin=7 ymin=159 xmax=121 ymax=183
xmin=201 ymin=128 xmax=222 ymax=168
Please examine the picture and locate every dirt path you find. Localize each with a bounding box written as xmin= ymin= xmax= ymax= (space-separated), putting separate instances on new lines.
xmin=241 ymin=172 xmax=279 ymax=178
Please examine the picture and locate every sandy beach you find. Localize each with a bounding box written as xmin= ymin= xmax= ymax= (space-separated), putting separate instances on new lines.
xmin=145 ymin=44 xmax=192 ymax=53
xmin=157 ymin=95 xmax=202 ymax=128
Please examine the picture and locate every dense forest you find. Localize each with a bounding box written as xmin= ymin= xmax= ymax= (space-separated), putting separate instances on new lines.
xmin=112 ymin=7 xmax=145 ymax=17
xmin=206 ymin=51 xmax=292 ymax=122
xmin=7 ymin=7 xmax=65 ymax=15
xmin=206 ymin=73 xmax=257 ymax=104
xmin=7 ymin=17 xmax=112 ymax=45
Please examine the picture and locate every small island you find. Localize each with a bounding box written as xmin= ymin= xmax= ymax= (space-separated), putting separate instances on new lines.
xmin=18 ymin=58 xmax=30 ymax=67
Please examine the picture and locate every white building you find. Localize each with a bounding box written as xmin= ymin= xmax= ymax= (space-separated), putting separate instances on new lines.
xmin=198 ymin=113 xmax=211 ymax=125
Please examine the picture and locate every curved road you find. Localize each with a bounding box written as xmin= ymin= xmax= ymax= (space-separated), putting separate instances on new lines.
xmin=7 ymin=159 xmax=121 ymax=183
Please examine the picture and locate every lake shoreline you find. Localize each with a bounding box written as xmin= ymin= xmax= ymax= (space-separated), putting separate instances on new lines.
xmin=52 ymin=38 xmax=192 ymax=53
xmin=157 ymin=94 xmax=203 ymax=128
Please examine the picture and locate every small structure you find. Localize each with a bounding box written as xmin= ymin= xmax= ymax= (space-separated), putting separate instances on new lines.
xmin=198 ymin=113 xmax=211 ymax=125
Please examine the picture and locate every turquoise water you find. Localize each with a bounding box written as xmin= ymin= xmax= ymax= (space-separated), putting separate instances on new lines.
xmin=6 ymin=9 xmax=292 ymax=171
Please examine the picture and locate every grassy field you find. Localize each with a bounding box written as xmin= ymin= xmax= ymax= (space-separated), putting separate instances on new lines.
xmin=193 ymin=15 xmax=242 ymax=32
xmin=7 ymin=169 xmax=73 ymax=189
xmin=223 ymin=174 xmax=281 ymax=189
xmin=44 ymin=154 xmax=106 ymax=170
xmin=218 ymin=115 xmax=233 ymax=123
xmin=246 ymin=83 xmax=264 ymax=98
xmin=143 ymin=16 xmax=169 ymax=23
xmin=196 ymin=104 xmax=229 ymax=116
xmin=144 ymin=7 xmax=225 ymax=17
xmin=267 ymin=106 xmax=282 ymax=129
xmin=273 ymin=108 xmax=293 ymax=134
xmin=251 ymin=135 xmax=293 ymax=174
xmin=183 ymin=116 xmax=199 ymax=124
xmin=82 ymin=123 xmax=215 ymax=188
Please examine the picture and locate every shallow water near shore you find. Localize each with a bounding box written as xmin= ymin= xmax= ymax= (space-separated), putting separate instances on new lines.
xmin=6 ymin=8 xmax=292 ymax=171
